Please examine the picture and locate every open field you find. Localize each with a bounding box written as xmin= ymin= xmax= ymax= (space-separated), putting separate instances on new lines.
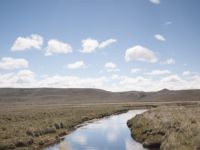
xmin=0 ymin=102 xmax=156 ymax=150
xmin=0 ymin=88 xmax=200 ymax=150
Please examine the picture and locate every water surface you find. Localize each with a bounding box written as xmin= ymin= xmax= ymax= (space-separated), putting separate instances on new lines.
xmin=45 ymin=110 xmax=147 ymax=150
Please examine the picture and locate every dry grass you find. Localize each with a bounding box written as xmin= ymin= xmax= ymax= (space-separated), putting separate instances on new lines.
xmin=0 ymin=103 xmax=149 ymax=150
xmin=127 ymin=105 xmax=200 ymax=150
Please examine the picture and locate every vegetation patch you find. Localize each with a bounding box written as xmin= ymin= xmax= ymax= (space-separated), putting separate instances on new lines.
xmin=0 ymin=103 xmax=145 ymax=150
xmin=127 ymin=105 xmax=200 ymax=150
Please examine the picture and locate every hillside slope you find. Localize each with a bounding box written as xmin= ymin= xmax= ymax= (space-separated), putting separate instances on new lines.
xmin=0 ymin=88 xmax=199 ymax=104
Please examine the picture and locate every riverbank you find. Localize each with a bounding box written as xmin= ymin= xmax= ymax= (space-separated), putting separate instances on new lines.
xmin=127 ymin=105 xmax=200 ymax=150
xmin=0 ymin=103 xmax=153 ymax=150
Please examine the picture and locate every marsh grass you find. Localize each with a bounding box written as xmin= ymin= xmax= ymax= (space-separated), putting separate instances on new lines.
xmin=0 ymin=104 xmax=139 ymax=150
xmin=127 ymin=105 xmax=200 ymax=150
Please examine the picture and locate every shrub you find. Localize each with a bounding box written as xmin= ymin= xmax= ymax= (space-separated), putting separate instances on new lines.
xmin=54 ymin=123 xmax=60 ymax=129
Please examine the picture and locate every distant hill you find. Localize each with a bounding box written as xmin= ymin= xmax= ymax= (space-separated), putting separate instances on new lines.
xmin=0 ymin=88 xmax=200 ymax=104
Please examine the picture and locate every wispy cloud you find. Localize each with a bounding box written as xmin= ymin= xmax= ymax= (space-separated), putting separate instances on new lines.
xmin=0 ymin=57 xmax=29 ymax=70
xmin=154 ymin=34 xmax=166 ymax=42
xmin=161 ymin=58 xmax=176 ymax=65
xmin=67 ymin=61 xmax=86 ymax=69
xmin=149 ymin=0 xmax=160 ymax=5
xmin=145 ymin=69 xmax=171 ymax=75
xmin=164 ymin=21 xmax=172 ymax=26
xmin=130 ymin=68 xmax=142 ymax=74
xmin=80 ymin=38 xmax=117 ymax=53
xmin=98 ymin=39 xmax=117 ymax=49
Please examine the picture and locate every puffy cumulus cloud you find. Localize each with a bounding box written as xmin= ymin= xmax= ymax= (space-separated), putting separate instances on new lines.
xmin=45 ymin=39 xmax=72 ymax=56
xmin=11 ymin=34 xmax=43 ymax=51
xmin=130 ymin=68 xmax=142 ymax=74
xmin=104 ymin=62 xmax=119 ymax=72
xmin=80 ymin=38 xmax=99 ymax=53
xmin=161 ymin=58 xmax=176 ymax=65
xmin=80 ymin=38 xmax=117 ymax=53
xmin=0 ymin=70 xmax=36 ymax=87
xmin=145 ymin=69 xmax=171 ymax=75
xmin=125 ymin=45 xmax=158 ymax=63
xmin=66 ymin=61 xmax=86 ymax=69
xmin=154 ymin=34 xmax=166 ymax=42
xmin=150 ymin=0 xmax=160 ymax=5
xmin=0 ymin=57 xmax=28 ymax=70
xmin=98 ymin=39 xmax=117 ymax=49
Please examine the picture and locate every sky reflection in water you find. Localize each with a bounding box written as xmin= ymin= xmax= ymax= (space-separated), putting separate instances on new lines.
xmin=45 ymin=110 xmax=147 ymax=150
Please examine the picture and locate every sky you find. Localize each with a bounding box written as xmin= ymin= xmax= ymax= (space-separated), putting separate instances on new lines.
xmin=0 ymin=0 xmax=200 ymax=91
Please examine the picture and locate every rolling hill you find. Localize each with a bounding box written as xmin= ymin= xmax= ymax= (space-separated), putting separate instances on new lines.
xmin=0 ymin=88 xmax=200 ymax=104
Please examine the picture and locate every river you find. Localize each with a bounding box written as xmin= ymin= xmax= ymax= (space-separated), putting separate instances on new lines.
xmin=44 ymin=109 xmax=147 ymax=150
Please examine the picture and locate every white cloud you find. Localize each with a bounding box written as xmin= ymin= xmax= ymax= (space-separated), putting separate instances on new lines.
xmin=150 ymin=0 xmax=160 ymax=5
xmin=17 ymin=70 xmax=34 ymax=77
xmin=17 ymin=70 xmax=35 ymax=82
xmin=67 ymin=61 xmax=86 ymax=69
xmin=38 ymin=75 xmax=107 ymax=89
xmin=80 ymin=38 xmax=99 ymax=53
xmin=145 ymin=70 xmax=171 ymax=75
xmin=154 ymin=34 xmax=166 ymax=42
xmin=98 ymin=39 xmax=117 ymax=49
xmin=0 ymin=57 xmax=29 ymax=70
xmin=111 ymin=74 xmax=120 ymax=80
xmin=0 ymin=72 xmax=200 ymax=91
xmin=161 ymin=75 xmax=182 ymax=83
xmin=0 ymin=70 xmax=35 ymax=87
xmin=161 ymin=58 xmax=176 ymax=65
xmin=130 ymin=68 xmax=141 ymax=74
xmin=182 ymin=71 xmax=191 ymax=76
xmin=125 ymin=45 xmax=158 ymax=63
xmin=80 ymin=38 xmax=117 ymax=53
xmin=11 ymin=34 xmax=43 ymax=51
xmin=105 ymin=62 xmax=119 ymax=72
xmin=45 ymin=39 xmax=72 ymax=56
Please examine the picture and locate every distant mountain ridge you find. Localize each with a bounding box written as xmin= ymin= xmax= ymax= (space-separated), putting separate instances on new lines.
xmin=0 ymin=88 xmax=200 ymax=104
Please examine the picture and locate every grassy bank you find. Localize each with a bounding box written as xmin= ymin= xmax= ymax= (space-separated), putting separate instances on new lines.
xmin=127 ymin=105 xmax=200 ymax=150
xmin=0 ymin=103 xmax=152 ymax=150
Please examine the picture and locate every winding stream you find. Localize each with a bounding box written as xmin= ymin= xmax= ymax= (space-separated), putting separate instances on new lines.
xmin=44 ymin=110 xmax=147 ymax=150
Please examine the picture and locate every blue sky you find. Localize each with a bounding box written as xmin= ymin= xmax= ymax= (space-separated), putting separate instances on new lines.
xmin=0 ymin=0 xmax=200 ymax=91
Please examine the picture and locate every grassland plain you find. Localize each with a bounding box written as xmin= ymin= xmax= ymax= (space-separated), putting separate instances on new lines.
xmin=0 ymin=103 xmax=155 ymax=150
xmin=1 ymin=88 xmax=200 ymax=150
xmin=127 ymin=105 xmax=200 ymax=150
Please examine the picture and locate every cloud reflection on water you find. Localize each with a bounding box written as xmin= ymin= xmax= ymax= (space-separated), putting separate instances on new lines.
xmin=45 ymin=110 xmax=147 ymax=150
